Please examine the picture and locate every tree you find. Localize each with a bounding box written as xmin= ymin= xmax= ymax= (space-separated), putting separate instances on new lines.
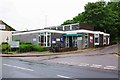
xmin=62 ymin=1 xmax=120 ymax=42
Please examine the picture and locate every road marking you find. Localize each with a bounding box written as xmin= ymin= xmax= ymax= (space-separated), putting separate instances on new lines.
xmin=78 ymin=63 xmax=89 ymax=66
xmin=104 ymin=66 xmax=116 ymax=70
xmin=57 ymin=75 xmax=71 ymax=78
xmin=3 ymin=64 xmax=34 ymax=71
xmin=58 ymin=62 xmax=118 ymax=71
xmin=90 ymin=64 xmax=102 ymax=68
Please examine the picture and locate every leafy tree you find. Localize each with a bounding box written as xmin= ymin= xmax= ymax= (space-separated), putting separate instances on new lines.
xmin=62 ymin=1 xmax=120 ymax=42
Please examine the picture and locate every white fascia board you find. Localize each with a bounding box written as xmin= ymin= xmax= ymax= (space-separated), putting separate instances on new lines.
xmin=12 ymin=29 xmax=65 ymax=36
xmin=104 ymin=33 xmax=110 ymax=36
xmin=93 ymin=31 xmax=106 ymax=35
xmin=93 ymin=31 xmax=101 ymax=34
xmin=65 ymin=29 xmax=94 ymax=34
xmin=65 ymin=30 xmax=76 ymax=34
xmin=94 ymin=31 xmax=110 ymax=36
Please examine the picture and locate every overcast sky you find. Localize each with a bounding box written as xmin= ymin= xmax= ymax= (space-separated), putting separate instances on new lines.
xmin=0 ymin=0 xmax=110 ymax=31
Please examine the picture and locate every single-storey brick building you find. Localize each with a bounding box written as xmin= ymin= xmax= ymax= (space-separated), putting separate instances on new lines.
xmin=12 ymin=23 xmax=110 ymax=50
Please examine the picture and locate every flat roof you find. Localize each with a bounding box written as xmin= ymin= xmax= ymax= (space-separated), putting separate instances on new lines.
xmin=12 ymin=29 xmax=110 ymax=36
xmin=12 ymin=29 xmax=66 ymax=35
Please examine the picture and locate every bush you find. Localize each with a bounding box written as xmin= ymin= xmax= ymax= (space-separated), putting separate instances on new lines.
xmin=1 ymin=42 xmax=10 ymax=53
xmin=19 ymin=43 xmax=34 ymax=53
xmin=1 ymin=42 xmax=47 ymax=53
xmin=18 ymin=42 xmax=47 ymax=53
xmin=33 ymin=45 xmax=47 ymax=52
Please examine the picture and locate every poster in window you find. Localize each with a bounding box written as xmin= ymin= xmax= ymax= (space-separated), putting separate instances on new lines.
xmin=90 ymin=36 xmax=93 ymax=43
xmin=77 ymin=37 xmax=82 ymax=40
xmin=60 ymin=38 xmax=64 ymax=42
xmin=56 ymin=38 xmax=60 ymax=41
xmin=33 ymin=38 xmax=36 ymax=41
xmin=52 ymin=38 xmax=56 ymax=43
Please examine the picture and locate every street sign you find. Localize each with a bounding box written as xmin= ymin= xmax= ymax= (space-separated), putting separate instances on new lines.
xmin=10 ymin=41 xmax=20 ymax=48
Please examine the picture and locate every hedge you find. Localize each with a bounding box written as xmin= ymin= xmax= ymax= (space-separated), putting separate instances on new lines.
xmin=0 ymin=42 xmax=47 ymax=53
xmin=33 ymin=45 xmax=47 ymax=52
xmin=19 ymin=43 xmax=47 ymax=53
xmin=19 ymin=43 xmax=34 ymax=53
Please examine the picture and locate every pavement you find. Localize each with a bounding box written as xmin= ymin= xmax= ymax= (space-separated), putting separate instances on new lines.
xmin=0 ymin=44 xmax=119 ymax=57
xmin=0 ymin=48 xmax=88 ymax=57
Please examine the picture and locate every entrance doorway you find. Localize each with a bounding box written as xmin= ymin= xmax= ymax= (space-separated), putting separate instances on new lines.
xmin=65 ymin=36 xmax=77 ymax=48
xmin=69 ymin=36 xmax=72 ymax=47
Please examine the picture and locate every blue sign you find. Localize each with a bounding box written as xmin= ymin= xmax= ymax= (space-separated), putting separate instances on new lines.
xmin=60 ymin=38 xmax=64 ymax=42
xmin=52 ymin=38 xmax=56 ymax=41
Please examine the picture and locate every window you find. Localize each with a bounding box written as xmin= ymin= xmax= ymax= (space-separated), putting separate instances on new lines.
xmin=41 ymin=36 xmax=44 ymax=46
xmin=39 ymin=36 xmax=41 ymax=42
xmin=103 ymin=36 xmax=106 ymax=44
xmin=95 ymin=34 xmax=99 ymax=37
xmin=57 ymin=26 xmax=63 ymax=31
xmin=95 ymin=38 xmax=99 ymax=43
xmin=72 ymin=24 xmax=79 ymax=30
xmin=64 ymin=26 xmax=70 ymax=31
xmin=104 ymin=39 xmax=106 ymax=43
xmin=84 ymin=33 xmax=88 ymax=48
xmin=51 ymin=27 xmax=56 ymax=30
xmin=47 ymin=35 xmax=50 ymax=46
xmin=65 ymin=36 xmax=69 ymax=47
xmin=95 ymin=34 xmax=98 ymax=36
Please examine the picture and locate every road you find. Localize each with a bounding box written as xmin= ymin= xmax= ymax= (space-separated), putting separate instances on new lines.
xmin=15 ymin=44 xmax=119 ymax=71
xmin=2 ymin=57 xmax=119 ymax=79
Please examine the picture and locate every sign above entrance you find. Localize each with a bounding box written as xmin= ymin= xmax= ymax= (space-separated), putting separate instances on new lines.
xmin=63 ymin=34 xmax=82 ymax=37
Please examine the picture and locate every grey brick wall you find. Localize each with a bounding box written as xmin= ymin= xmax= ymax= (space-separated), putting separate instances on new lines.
xmin=13 ymin=33 xmax=39 ymax=45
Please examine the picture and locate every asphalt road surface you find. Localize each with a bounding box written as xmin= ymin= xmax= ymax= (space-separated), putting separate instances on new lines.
xmin=2 ymin=57 xmax=119 ymax=79
xmin=15 ymin=44 xmax=119 ymax=71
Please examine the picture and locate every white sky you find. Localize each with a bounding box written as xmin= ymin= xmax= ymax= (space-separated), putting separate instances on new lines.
xmin=0 ymin=0 xmax=110 ymax=31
